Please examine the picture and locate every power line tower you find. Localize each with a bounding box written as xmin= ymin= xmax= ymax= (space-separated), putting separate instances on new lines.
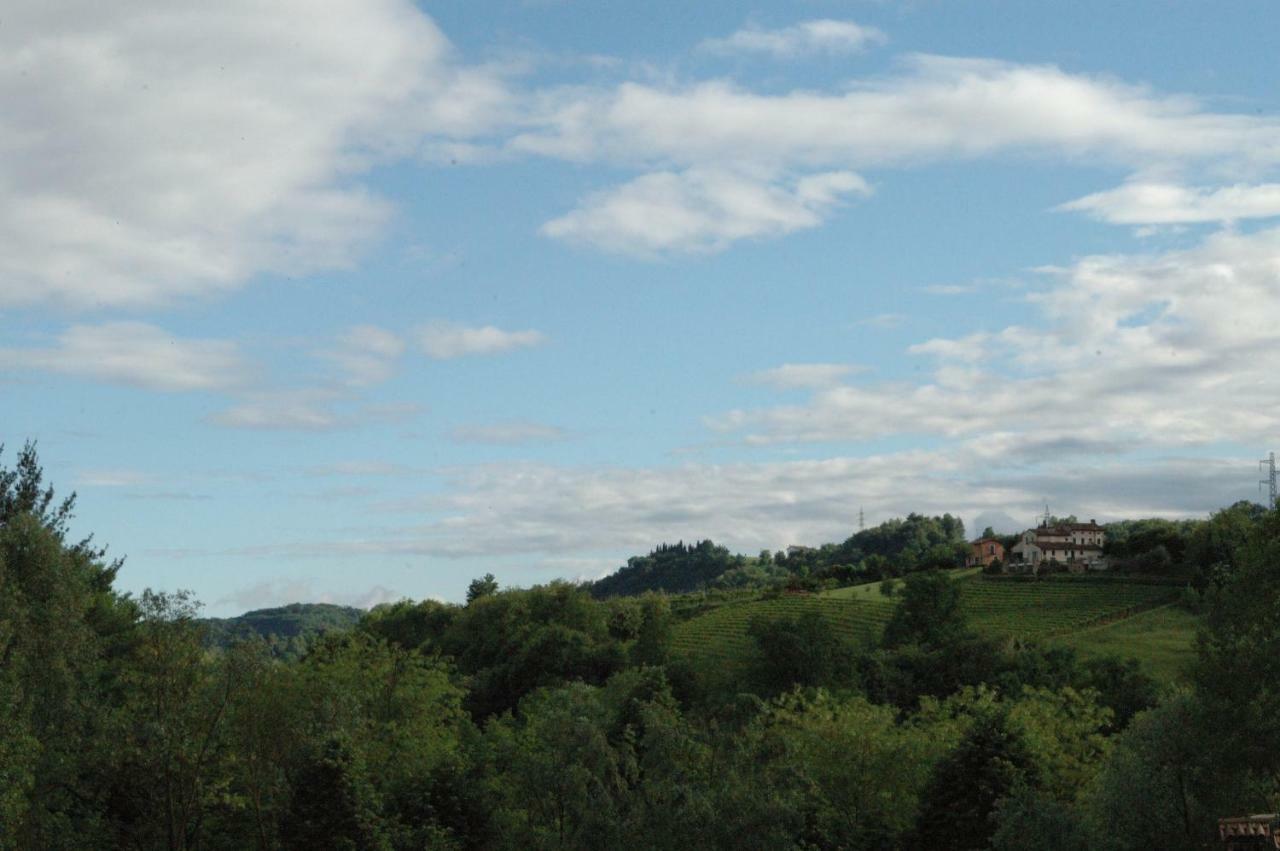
xmin=858 ymin=507 xmax=865 ymax=531
xmin=1261 ymin=452 xmax=1278 ymax=508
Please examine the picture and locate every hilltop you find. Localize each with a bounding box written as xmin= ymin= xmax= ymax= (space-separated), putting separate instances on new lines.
xmin=201 ymin=602 xmax=363 ymax=656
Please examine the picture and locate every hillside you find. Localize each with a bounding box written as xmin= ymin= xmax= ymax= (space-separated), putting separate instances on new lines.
xmin=201 ymin=602 xmax=363 ymax=654
xmin=591 ymin=513 xmax=970 ymax=597
xmin=590 ymin=540 xmax=744 ymax=597
xmin=671 ymin=573 xmax=1187 ymax=681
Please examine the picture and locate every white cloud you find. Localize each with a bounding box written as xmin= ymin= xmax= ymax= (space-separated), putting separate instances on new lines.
xmin=215 ymin=579 xmax=402 ymax=613
xmin=208 ymin=392 xmax=420 ymax=431
xmin=305 ymin=461 xmax=416 ymax=477
xmin=700 ymin=19 xmax=887 ymax=58
xmin=76 ymin=469 xmax=155 ymax=488
xmin=222 ymin=449 xmax=1251 ymax=564
xmin=747 ymin=363 xmax=865 ymax=390
xmin=513 ymin=57 xmax=1280 ymax=172
xmin=856 ymin=313 xmax=906 ymax=329
xmin=417 ymin=322 xmax=546 ymax=359
xmin=0 ymin=322 xmax=249 ymax=391
xmin=0 ymin=0 xmax=508 ymax=310
xmin=707 ymin=225 xmax=1280 ymax=450
xmin=542 ymin=167 xmax=870 ymax=255
xmin=517 ymin=56 xmax=1280 ymax=255
xmin=1059 ymin=181 xmax=1280 ymax=225
xmin=450 ymin=421 xmax=569 ymax=445
xmin=923 ymin=283 xmax=979 ymax=295
xmin=209 ymin=390 xmax=342 ymax=431
xmin=320 ymin=324 xmax=405 ymax=387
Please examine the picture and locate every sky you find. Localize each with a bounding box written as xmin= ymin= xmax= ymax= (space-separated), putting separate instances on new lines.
xmin=5 ymin=1 xmax=1280 ymax=615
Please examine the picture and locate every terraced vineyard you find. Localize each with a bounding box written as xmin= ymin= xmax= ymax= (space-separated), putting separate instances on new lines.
xmin=670 ymin=576 xmax=1180 ymax=675
xmin=669 ymin=595 xmax=894 ymax=666
xmin=959 ymin=580 xmax=1177 ymax=638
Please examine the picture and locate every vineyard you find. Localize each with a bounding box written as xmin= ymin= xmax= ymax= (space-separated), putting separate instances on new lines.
xmin=669 ymin=595 xmax=893 ymax=669
xmin=958 ymin=579 xmax=1177 ymax=638
xmin=670 ymin=575 xmax=1181 ymax=676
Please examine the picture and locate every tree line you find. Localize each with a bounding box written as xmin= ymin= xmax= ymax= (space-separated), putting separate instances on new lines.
xmin=4 ymin=440 xmax=1280 ymax=849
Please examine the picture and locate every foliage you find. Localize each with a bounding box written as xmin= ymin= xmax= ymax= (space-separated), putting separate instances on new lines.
xmin=882 ymin=570 xmax=969 ymax=648
xmin=466 ymin=573 xmax=499 ymax=604
xmin=746 ymin=610 xmax=857 ymax=693
xmin=591 ymin=540 xmax=745 ymax=598
xmin=912 ymin=704 xmax=1037 ymax=850
xmin=201 ymin=602 xmax=364 ymax=658
xmin=8 ymin=441 xmax=1280 ymax=851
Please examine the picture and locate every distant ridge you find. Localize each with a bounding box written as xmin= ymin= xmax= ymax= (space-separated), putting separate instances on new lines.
xmin=201 ymin=602 xmax=363 ymax=654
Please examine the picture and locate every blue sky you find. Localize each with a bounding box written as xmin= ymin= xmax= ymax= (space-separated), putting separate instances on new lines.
xmin=5 ymin=1 xmax=1280 ymax=614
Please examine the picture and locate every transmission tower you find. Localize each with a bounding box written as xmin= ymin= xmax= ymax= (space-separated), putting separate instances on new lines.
xmin=858 ymin=507 xmax=865 ymax=531
xmin=1261 ymin=452 xmax=1278 ymax=508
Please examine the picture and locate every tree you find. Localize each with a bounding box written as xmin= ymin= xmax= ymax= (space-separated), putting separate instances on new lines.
xmin=0 ymin=441 xmax=75 ymax=539
xmin=113 ymin=590 xmax=246 ymax=851
xmin=746 ymin=610 xmax=856 ymax=693
xmin=1083 ymin=695 xmax=1222 ymax=851
xmin=281 ymin=735 xmax=388 ymax=851
xmin=466 ymin=573 xmax=499 ymax=604
xmin=630 ymin=594 xmax=672 ymax=667
xmin=1193 ymin=506 xmax=1280 ymax=777
xmin=913 ymin=706 xmax=1036 ymax=850
xmin=881 ymin=570 xmax=969 ymax=649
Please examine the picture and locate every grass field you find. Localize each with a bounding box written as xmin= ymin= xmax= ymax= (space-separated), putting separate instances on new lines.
xmin=1054 ymin=603 xmax=1200 ymax=682
xmin=670 ymin=573 xmax=1189 ymax=681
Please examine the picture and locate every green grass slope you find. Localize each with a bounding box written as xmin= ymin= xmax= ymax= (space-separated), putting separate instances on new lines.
xmin=671 ymin=575 xmax=1186 ymax=681
xmin=1054 ymin=603 xmax=1199 ymax=682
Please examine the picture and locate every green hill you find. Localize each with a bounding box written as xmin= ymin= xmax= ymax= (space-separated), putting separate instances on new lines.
xmin=1054 ymin=603 xmax=1199 ymax=681
xmin=202 ymin=602 xmax=364 ymax=655
xmin=671 ymin=574 xmax=1187 ymax=681
xmin=591 ymin=540 xmax=744 ymax=597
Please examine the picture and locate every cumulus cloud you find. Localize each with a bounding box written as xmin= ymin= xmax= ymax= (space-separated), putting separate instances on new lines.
xmin=513 ymin=57 xmax=1280 ymax=171
xmin=417 ymin=322 xmax=546 ymax=359
xmin=542 ymin=168 xmax=870 ymax=255
xmin=0 ymin=0 xmax=511 ymax=310
xmin=746 ymin=363 xmax=865 ymax=390
xmin=449 ymin=421 xmax=569 ymax=445
xmin=0 ymin=322 xmax=249 ymax=391
xmin=708 ymin=225 xmax=1280 ymax=450
xmin=518 ymin=56 xmax=1280 ymax=255
xmin=699 ymin=19 xmax=887 ymax=58
xmin=1059 ymin=181 xmax=1280 ymax=225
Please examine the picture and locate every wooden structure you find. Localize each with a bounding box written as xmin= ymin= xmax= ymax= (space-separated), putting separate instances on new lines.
xmin=1220 ymin=814 xmax=1280 ymax=849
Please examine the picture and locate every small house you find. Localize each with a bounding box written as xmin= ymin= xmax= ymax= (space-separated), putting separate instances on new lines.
xmin=965 ymin=538 xmax=1005 ymax=568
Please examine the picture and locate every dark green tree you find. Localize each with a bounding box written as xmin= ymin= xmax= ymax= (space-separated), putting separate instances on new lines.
xmin=881 ymin=570 xmax=969 ymax=649
xmin=913 ymin=707 xmax=1036 ymax=850
xmin=747 ymin=610 xmax=856 ymax=693
xmin=466 ymin=573 xmax=499 ymax=604
xmin=281 ymin=735 xmax=388 ymax=851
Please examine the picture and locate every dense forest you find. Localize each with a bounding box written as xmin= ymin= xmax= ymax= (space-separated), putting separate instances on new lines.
xmin=5 ymin=440 xmax=1280 ymax=850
